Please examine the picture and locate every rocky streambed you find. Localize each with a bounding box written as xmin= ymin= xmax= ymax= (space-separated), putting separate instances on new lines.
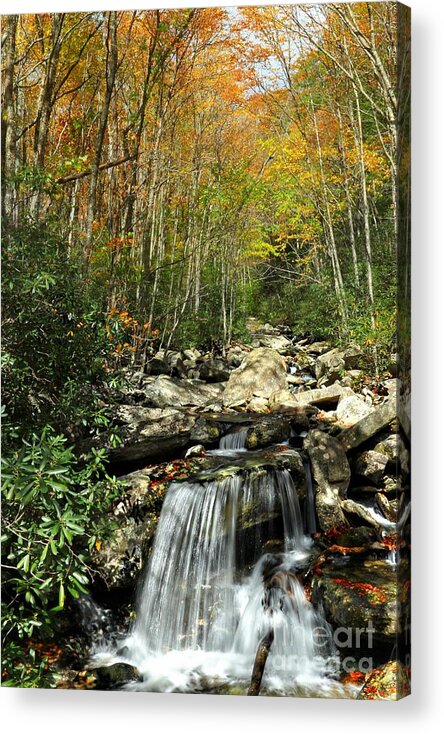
xmin=57 ymin=324 xmax=410 ymax=699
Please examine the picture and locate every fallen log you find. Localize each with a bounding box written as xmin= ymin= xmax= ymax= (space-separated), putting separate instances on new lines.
xmin=247 ymin=628 xmax=275 ymax=696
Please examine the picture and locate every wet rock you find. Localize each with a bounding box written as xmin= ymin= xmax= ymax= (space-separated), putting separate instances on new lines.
xmin=336 ymin=526 xmax=378 ymax=549
xmin=190 ymin=416 xmax=221 ymax=445
xmin=339 ymin=397 xmax=397 ymax=452
xmin=92 ymin=662 xmax=141 ymax=689
xmin=223 ymin=348 xmax=288 ymax=408
xmin=375 ymin=493 xmax=398 ymax=523
xmin=358 ymin=661 xmax=410 ymax=700
xmin=341 ymin=499 xmax=384 ymax=530
xmin=312 ymin=560 xmax=410 ymax=642
xmin=336 ymin=395 xmax=373 ymax=427
xmin=246 ymin=416 xmax=291 ymax=450
xmin=185 ymin=444 xmax=206 ymax=458
xmin=354 ymin=450 xmax=389 ymax=485
xmin=304 ymin=430 xmax=350 ymax=531
xmin=92 ymin=469 xmax=160 ymax=588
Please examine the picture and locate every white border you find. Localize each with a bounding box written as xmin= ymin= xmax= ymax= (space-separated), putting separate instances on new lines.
xmin=1 ymin=1 xmax=444 ymax=732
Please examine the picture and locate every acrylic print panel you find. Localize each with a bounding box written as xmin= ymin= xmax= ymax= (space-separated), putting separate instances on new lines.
xmin=1 ymin=2 xmax=411 ymax=699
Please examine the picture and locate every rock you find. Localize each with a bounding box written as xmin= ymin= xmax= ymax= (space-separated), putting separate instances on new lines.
xmin=147 ymin=350 xmax=170 ymax=376
xmin=335 ymin=526 xmax=378 ymax=548
xmin=246 ymin=416 xmax=291 ymax=450
xmin=343 ymin=343 xmax=364 ymax=369
xmin=358 ymin=661 xmax=410 ymax=700
xmin=248 ymin=396 xmax=269 ymax=413
xmin=338 ymin=397 xmax=397 ymax=452
xmin=167 ymin=351 xmax=187 ymax=378
xmin=315 ymin=348 xmax=345 ymax=385
xmin=291 ymin=383 xmax=352 ymax=408
xmin=185 ymin=444 xmax=206 ymax=458
xmin=227 ymin=346 xmax=247 ymax=368
xmin=312 ymin=560 xmax=410 ymax=643
xmin=341 ymin=499 xmax=384 ymax=529
xmin=304 ymin=341 xmax=332 ymax=356
xmin=108 ymin=406 xmax=196 ymax=463
xmin=336 ymin=395 xmax=373 ymax=426
xmin=222 ymin=348 xmax=288 ymax=408
xmin=142 ymin=375 xmax=225 ymax=409
xmin=197 ymin=357 xmax=230 ymax=383
xmin=183 ymin=348 xmax=201 ymax=361
xmin=354 ymin=450 xmax=389 ymax=485
xmin=374 ymin=434 xmax=409 ymax=475
xmin=93 ymin=469 xmax=160 ymax=588
xmin=304 ymin=430 xmax=350 ymax=531
xmin=190 ymin=417 xmax=221 ymax=444
xmin=375 ymin=493 xmax=398 ymax=523
xmin=252 ymin=333 xmax=292 ymax=354
xmin=286 ymin=374 xmax=305 ymax=386
xmin=92 ymin=662 xmax=141 ymax=688
xmin=268 ymin=388 xmax=301 ymax=412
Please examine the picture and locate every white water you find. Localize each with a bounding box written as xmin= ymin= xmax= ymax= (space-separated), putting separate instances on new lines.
xmin=218 ymin=428 xmax=249 ymax=451
xmin=99 ymin=466 xmax=341 ymax=694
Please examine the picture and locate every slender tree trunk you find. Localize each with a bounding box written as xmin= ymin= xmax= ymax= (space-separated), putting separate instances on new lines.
xmin=337 ymin=105 xmax=360 ymax=287
xmin=84 ymin=11 xmax=118 ymax=264
xmin=350 ymin=95 xmax=376 ymax=329
xmin=1 ymin=14 xmax=19 ymax=222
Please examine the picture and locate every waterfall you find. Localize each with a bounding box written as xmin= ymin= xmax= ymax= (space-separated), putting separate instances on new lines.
xmin=219 ymin=428 xmax=249 ymax=450
xmin=117 ymin=466 xmax=338 ymax=693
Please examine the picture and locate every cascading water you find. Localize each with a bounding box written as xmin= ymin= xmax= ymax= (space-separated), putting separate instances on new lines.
xmin=218 ymin=428 xmax=249 ymax=451
xmin=104 ymin=462 xmax=340 ymax=694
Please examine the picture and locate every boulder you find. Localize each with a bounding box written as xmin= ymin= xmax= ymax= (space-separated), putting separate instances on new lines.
xmin=227 ymin=346 xmax=247 ymax=368
xmin=222 ymin=348 xmax=288 ymax=408
xmin=339 ymin=397 xmax=397 ymax=452
xmin=304 ymin=430 xmax=351 ymax=531
xmin=92 ymin=663 xmax=141 ymax=689
xmin=252 ymin=333 xmax=292 ymax=354
xmin=312 ymin=560 xmax=410 ymax=642
xmin=93 ymin=469 xmax=161 ymax=588
xmin=315 ymin=348 xmax=345 ymax=385
xmin=335 ymin=526 xmax=378 ymax=549
xmin=304 ymin=341 xmax=332 ymax=356
xmin=147 ymin=350 xmax=170 ymax=376
xmin=246 ymin=416 xmax=291 ymax=450
xmin=190 ymin=416 xmax=221 ymax=445
xmin=341 ymin=499 xmax=386 ymax=530
xmin=268 ymin=388 xmax=301 ymax=412
xmin=342 ymin=343 xmax=364 ymax=369
xmin=354 ymin=450 xmax=389 ymax=485
xmin=108 ymin=406 xmax=196 ymax=463
xmin=197 ymin=358 xmax=230 ymax=383
xmin=336 ymin=395 xmax=373 ymax=427
xmin=374 ymin=434 xmax=409 ymax=475
xmin=248 ymin=396 xmax=269 ymax=413
xmin=291 ymin=383 xmax=353 ymax=408
xmin=142 ymin=375 xmax=225 ymax=409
